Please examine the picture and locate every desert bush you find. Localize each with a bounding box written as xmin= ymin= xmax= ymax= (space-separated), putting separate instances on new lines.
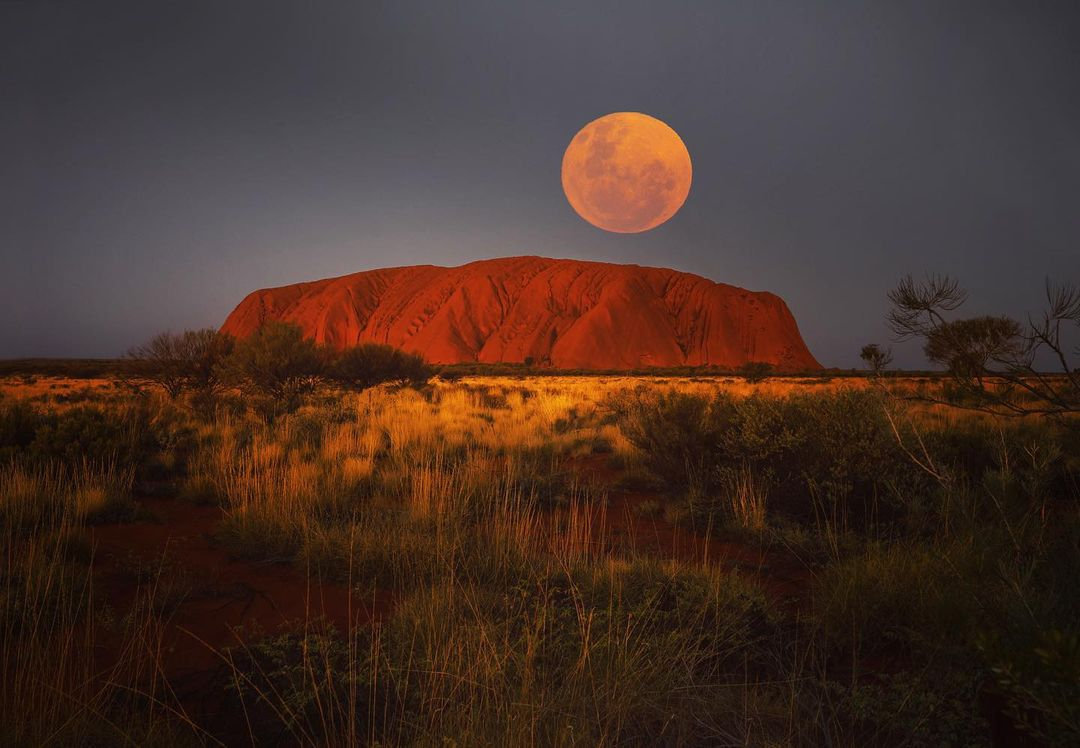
xmin=817 ymin=540 xmax=982 ymax=656
xmin=739 ymin=360 xmax=774 ymax=383
xmin=28 ymin=403 xmax=157 ymax=469
xmin=223 ymin=322 xmax=325 ymax=420
xmin=2 ymin=372 xmax=1075 ymax=743
xmin=327 ymin=343 xmax=433 ymax=391
xmin=776 ymin=390 xmax=904 ymax=530
xmin=125 ymin=327 xmax=234 ymax=399
xmin=0 ymin=399 xmax=44 ymax=461
xmin=859 ymin=342 xmax=894 ymax=374
xmin=818 ymin=499 xmax=1080 ymax=745
xmin=223 ymin=624 xmax=383 ymax=746
xmin=612 ymin=387 xmax=907 ymax=530
xmin=987 ymin=628 xmax=1080 ymax=745
xmin=606 ymin=387 xmax=734 ymax=494
xmin=838 ymin=668 xmax=989 ymax=746
xmin=379 ymin=561 xmax=787 ymax=745
xmin=976 ymin=510 xmax=1080 ymax=745
xmin=886 ymin=275 xmax=1080 ymax=415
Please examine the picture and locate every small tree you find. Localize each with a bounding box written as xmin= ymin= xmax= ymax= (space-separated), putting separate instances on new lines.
xmin=859 ymin=343 xmax=894 ymax=376
xmin=188 ymin=329 xmax=235 ymax=394
xmin=224 ymin=322 xmax=324 ymax=419
xmin=886 ymin=274 xmax=1079 ymax=416
xmin=923 ymin=316 xmax=1023 ymax=386
xmin=327 ymin=343 xmax=432 ymax=391
xmin=126 ymin=328 xmax=234 ymax=399
xmin=739 ymin=361 xmax=774 ymax=383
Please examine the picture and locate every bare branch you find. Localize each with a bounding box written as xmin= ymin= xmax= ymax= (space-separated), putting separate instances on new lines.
xmin=886 ymin=274 xmax=968 ymax=341
xmin=880 ymin=274 xmax=1079 ymax=417
xmin=1045 ymin=279 xmax=1080 ymax=323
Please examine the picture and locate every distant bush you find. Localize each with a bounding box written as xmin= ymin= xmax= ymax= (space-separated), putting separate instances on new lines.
xmin=859 ymin=342 xmax=893 ymax=374
xmin=738 ymin=361 xmax=774 ymax=383
xmin=218 ymin=325 xmax=434 ymax=420
xmin=125 ymin=328 xmax=234 ymax=399
xmin=327 ymin=343 xmax=432 ymax=391
xmin=0 ymin=358 xmax=125 ymax=378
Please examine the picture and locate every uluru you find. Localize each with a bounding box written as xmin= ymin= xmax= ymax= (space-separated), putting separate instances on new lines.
xmin=220 ymin=257 xmax=821 ymax=371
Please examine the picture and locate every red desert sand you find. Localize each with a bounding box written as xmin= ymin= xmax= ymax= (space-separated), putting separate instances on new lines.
xmin=222 ymin=256 xmax=820 ymax=370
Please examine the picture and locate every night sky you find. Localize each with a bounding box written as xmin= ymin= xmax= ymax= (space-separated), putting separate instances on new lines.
xmin=3 ymin=1 xmax=1079 ymax=367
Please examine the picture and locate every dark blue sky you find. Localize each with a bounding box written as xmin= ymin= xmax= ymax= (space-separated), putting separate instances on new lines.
xmin=2 ymin=1 xmax=1078 ymax=366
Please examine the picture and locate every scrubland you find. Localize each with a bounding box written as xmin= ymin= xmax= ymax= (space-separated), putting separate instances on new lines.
xmin=1 ymin=373 xmax=1078 ymax=746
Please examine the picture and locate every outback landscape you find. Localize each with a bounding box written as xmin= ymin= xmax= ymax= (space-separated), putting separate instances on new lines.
xmin=4 ymin=2 xmax=1079 ymax=746
xmin=2 ymin=263 xmax=1079 ymax=746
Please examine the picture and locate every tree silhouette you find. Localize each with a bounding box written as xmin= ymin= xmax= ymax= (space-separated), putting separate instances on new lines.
xmin=125 ymin=329 xmax=234 ymax=399
xmin=327 ymin=343 xmax=432 ymax=391
xmin=859 ymin=343 xmax=893 ymax=375
xmin=884 ymin=274 xmax=1079 ymax=416
xmin=222 ymin=322 xmax=324 ymax=420
xmin=739 ymin=361 xmax=773 ymax=383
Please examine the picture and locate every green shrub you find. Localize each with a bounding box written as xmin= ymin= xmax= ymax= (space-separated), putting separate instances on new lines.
xmin=327 ymin=343 xmax=433 ymax=391
xmin=738 ymin=360 xmax=774 ymax=383
xmin=817 ymin=541 xmax=981 ymax=656
xmin=606 ymin=388 xmax=734 ymax=494
xmin=223 ymin=322 xmax=325 ymax=420
xmin=29 ymin=405 xmax=156 ymax=468
xmin=611 ymin=387 xmax=906 ymax=528
xmin=381 ymin=563 xmax=785 ymax=745
xmin=0 ymin=399 xmax=44 ymax=461
xmin=987 ymin=628 xmax=1080 ymax=745
xmin=224 ymin=624 xmax=384 ymax=746
xmin=840 ymin=668 xmax=989 ymax=746
xmin=977 ymin=513 xmax=1080 ymax=745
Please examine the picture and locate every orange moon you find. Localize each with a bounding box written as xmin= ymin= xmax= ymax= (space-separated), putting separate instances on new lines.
xmin=561 ymin=112 xmax=692 ymax=233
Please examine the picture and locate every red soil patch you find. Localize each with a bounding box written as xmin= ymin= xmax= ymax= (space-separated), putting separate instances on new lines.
xmin=87 ymin=497 xmax=392 ymax=723
xmin=86 ymin=460 xmax=808 ymax=690
xmin=221 ymin=256 xmax=821 ymax=370
xmin=567 ymin=454 xmax=814 ymax=606
xmin=79 ymin=458 xmax=811 ymax=735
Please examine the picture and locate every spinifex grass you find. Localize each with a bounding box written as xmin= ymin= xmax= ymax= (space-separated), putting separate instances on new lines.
xmin=0 ymin=373 xmax=1075 ymax=744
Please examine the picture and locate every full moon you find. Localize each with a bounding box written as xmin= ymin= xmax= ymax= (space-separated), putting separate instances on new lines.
xmin=561 ymin=112 xmax=692 ymax=233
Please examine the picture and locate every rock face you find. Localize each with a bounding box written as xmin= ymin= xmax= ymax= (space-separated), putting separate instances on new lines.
xmin=220 ymin=257 xmax=821 ymax=370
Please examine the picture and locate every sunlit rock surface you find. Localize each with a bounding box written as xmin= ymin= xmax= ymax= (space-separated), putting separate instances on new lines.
xmin=221 ymin=257 xmax=821 ymax=370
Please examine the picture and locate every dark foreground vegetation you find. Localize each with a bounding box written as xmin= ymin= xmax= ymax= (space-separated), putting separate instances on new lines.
xmin=1 ymin=363 xmax=1078 ymax=746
